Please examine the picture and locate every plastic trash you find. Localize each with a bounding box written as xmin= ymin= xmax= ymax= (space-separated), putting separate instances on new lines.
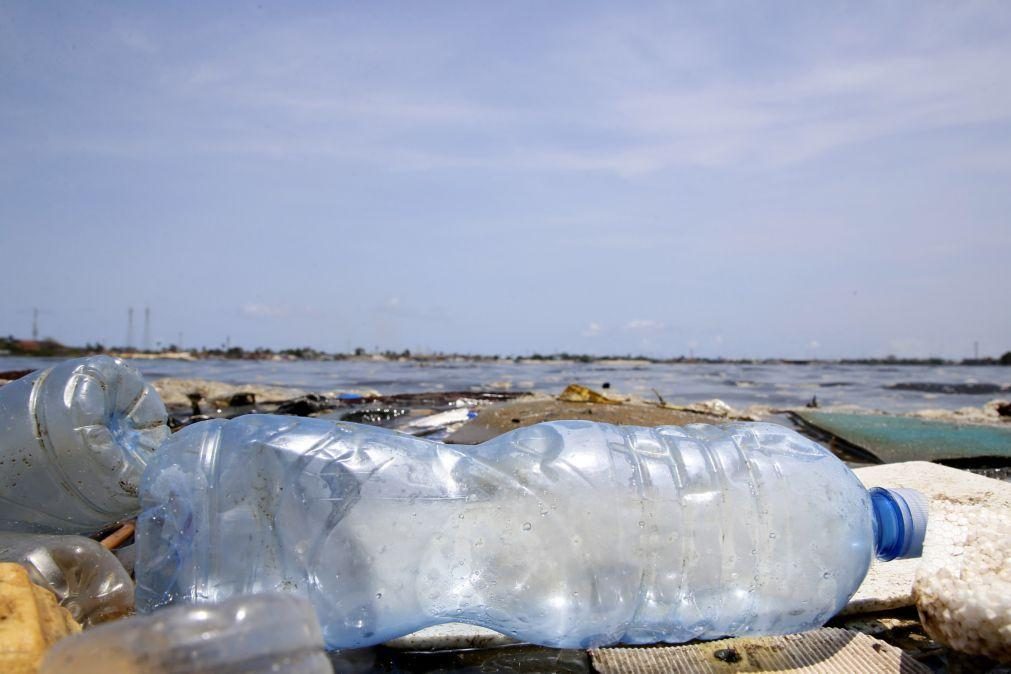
xmin=0 ymin=562 xmax=80 ymax=674
xmin=0 ymin=356 xmax=169 ymax=534
xmin=0 ymin=533 xmax=134 ymax=626
xmin=39 ymin=593 xmax=333 ymax=674
xmin=134 ymin=417 xmax=927 ymax=649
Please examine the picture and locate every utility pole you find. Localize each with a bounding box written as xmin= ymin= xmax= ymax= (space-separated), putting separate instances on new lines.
xmin=974 ymin=341 xmax=979 ymax=360
xmin=32 ymin=308 xmax=38 ymax=341
xmin=127 ymin=307 xmax=135 ymax=349
xmin=143 ymin=307 xmax=151 ymax=352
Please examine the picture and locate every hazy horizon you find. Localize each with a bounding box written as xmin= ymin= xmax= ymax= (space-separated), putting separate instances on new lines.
xmin=2 ymin=2 xmax=1009 ymax=360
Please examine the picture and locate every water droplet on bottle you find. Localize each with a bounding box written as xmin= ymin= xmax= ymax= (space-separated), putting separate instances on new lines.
xmin=522 ymin=522 xmax=532 ymax=531
xmin=769 ymin=532 xmax=777 ymax=539
xmin=822 ymin=571 xmax=832 ymax=579
xmin=638 ymin=520 xmax=646 ymax=528
xmin=375 ymin=592 xmax=383 ymax=600
xmin=458 ymin=513 xmax=465 ymax=519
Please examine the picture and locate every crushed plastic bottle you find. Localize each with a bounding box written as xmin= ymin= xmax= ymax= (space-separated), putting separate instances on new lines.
xmin=39 ymin=593 xmax=333 ymax=674
xmin=0 ymin=356 xmax=169 ymax=534
xmin=135 ymin=416 xmax=927 ymax=649
xmin=0 ymin=533 xmax=134 ymax=626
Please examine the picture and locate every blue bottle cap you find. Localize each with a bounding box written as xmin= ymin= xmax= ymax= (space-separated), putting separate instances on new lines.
xmin=869 ymin=487 xmax=929 ymax=561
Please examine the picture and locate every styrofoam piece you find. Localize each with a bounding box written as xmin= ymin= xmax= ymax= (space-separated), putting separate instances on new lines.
xmin=914 ymin=507 xmax=1011 ymax=662
xmin=590 ymin=628 xmax=929 ymax=674
xmin=844 ymin=461 xmax=1011 ymax=614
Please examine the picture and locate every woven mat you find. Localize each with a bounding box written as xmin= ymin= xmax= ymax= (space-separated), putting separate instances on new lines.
xmin=590 ymin=628 xmax=929 ymax=674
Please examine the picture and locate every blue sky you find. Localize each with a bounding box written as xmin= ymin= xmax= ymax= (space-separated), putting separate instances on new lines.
xmin=1 ymin=2 xmax=1009 ymax=358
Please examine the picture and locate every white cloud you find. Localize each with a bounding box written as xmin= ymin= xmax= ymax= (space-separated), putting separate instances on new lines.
xmin=17 ymin=5 xmax=1010 ymax=178
xmin=623 ymin=319 xmax=665 ymax=332
xmin=581 ymin=322 xmax=603 ymax=337
xmin=240 ymin=302 xmax=290 ymax=319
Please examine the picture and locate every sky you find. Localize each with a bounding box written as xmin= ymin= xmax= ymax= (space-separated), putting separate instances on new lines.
xmin=1 ymin=1 xmax=1009 ymax=359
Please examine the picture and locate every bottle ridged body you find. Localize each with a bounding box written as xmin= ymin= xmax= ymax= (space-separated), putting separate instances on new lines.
xmin=0 ymin=356 xmax=169 ymax=534
xmin=135 ymin=416 xmax=873 ymax=649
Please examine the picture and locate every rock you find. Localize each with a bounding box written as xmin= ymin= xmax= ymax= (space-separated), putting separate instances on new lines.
xmin=913 ymin=508 xmax=1010 ymax=663
xmin=0 ymin=563 xmax=81 ymax=674
xmin=997 ymin=401 xmax=1011 ymax=418
xmin=226 ymin=392 xmax=256 ymax=408
xmin=274 ymin=393 xmax=334 ymax=417
xmin=557 ymin=384 xmax=622 ymax=404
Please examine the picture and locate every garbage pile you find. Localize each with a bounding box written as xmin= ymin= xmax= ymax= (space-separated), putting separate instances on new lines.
xmin=0 ymin=356 xmax=1007 ymax=673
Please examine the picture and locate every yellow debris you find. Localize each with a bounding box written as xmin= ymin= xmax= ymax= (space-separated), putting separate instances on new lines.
xmin=0 ymin=563 xmax=81 ymax=674
xmin=557 ymin=384 xmax=622 ymax=405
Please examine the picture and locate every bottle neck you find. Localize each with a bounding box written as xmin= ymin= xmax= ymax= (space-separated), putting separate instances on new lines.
xmin=869 ymin=487 xmax=928 ymax=561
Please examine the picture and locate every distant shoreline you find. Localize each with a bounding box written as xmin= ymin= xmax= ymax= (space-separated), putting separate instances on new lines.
xmin=1 ymin=337 xmax=1008 ymax=367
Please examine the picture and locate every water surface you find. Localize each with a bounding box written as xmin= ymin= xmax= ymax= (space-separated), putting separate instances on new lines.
xmin=2 ymin=357 xmax=1008 ymax=414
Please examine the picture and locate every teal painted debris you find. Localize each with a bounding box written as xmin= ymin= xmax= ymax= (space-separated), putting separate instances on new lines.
xmin=792 ymin=411 xmax=1011 ymax=464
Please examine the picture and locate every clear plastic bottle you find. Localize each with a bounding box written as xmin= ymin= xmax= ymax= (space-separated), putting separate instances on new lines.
xmin=0 ymin=356 xmax=169 ymax=534
xmin=39 ymin=593 xmax=333 ymax=674
xmin=0 ymin=532 xmax=134 ymax=626
xmin=134 ymin=416 xmax=927 ymax=649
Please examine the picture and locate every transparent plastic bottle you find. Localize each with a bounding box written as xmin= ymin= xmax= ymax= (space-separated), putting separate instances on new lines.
xmin=0 ymin=356 xmax=169 ymax=534
xmin=134 ymin=416 xmax=927 ymax=649
xmin=0 ymin=532 xmax=134 ymax=626
xmin=39 ymin=593 xmax=333 ymax=674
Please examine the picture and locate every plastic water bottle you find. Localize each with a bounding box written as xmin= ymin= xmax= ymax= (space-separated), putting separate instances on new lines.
xmin=134 ymin=416 xmax=927 ymax=649
xmin=0 ymin=532 xmax=134 ymax=626
xmin=40 ymin=593 xmax=333 ymax=674
xmin=0 ymin=356 xmax=169 ymax=534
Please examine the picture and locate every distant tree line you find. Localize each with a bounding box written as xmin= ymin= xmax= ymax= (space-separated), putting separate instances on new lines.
xmin=2 ymin=335 xmax=1010 ymax=365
